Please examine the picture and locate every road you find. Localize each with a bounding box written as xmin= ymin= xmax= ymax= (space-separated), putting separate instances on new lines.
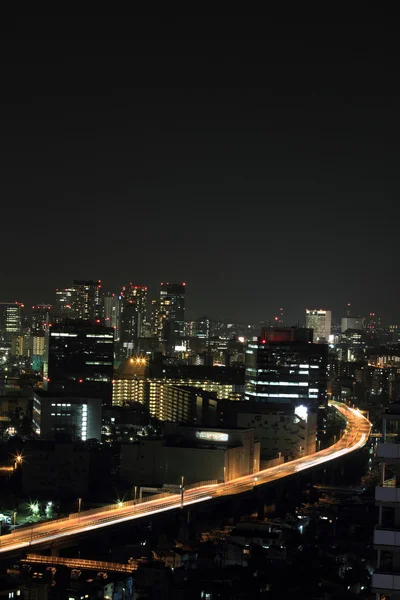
xmin=0 ymin=401 xmax=370 ymax=555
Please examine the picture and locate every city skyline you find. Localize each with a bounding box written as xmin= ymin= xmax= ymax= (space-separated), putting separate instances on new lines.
xmin=0 ymin=22 xmax=395 ymax=323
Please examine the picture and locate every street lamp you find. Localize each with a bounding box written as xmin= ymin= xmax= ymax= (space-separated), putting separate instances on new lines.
xmin=14 ymin=454 xmax=23 ymax=470
xmin=117 ymin=500 xmax=123 ymax=509
xmin=78 ymin=498 xmax=82 ymax=513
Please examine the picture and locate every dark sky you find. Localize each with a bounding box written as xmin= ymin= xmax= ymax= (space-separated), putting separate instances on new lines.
xmin=0 ymin=20 xmax=395 ymax=324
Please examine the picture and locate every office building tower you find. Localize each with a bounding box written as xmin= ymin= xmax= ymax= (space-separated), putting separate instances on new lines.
xmin=31 ymin=304 xmax=51 ymax=335
xmin=71 ymin=280 xmax=104 ymax=322
xmin=54 ymin=288 xmax=73 ymax=322
xmin=44 ymin=321 xmax=114 ymax=404
xmin=160 ymin=282 xmax=186 ymax=347
xmin=0 ymin=302 xmax=23 ymax=342
xmin=373 ymin=404 xmax=400 ymax=598
xmin=104 ymin=293 xmax=121 ymax=340
xmin=245 ymin=327 xmax=328 ymax=408
xmin=305 ymin=309 xmax=332 ymax=342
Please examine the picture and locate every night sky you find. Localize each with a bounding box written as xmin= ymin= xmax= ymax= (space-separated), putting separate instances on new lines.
xmin=0 ymin=20 xmax=395 ymax=324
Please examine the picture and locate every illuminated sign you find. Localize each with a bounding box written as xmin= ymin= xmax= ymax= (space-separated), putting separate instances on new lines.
xmin=196 ymin=431 xmax=229 ymax=442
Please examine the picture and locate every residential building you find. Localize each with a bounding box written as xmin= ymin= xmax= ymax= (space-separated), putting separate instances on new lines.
xmin=373 ymin=403 xmax=400 ymax=598
xmin=245 ymin=327 xmax=328 ymax=408
xmin=119 ymin=285 xmax=148 ymax=356
xmin=71 ymin=279 xmax=104 ymax=322
xmin=159 ymin=282 xmax=186 ymax=348
xmin=44 ymin=321 xmax=114 ymax=404
xmin=306 ymin=309 xmax=332 ymax=342
xmin=104 ymin=293 xmax=121 ymax=340
xmin=54 ymin=287 xmax=73 ymax=322
xmin=32 ymin=390 xmax=102 ymax=440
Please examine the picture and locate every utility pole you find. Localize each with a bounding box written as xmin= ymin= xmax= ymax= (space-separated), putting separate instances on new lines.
xmin=180 ymin=476 xmax=184 ymax=509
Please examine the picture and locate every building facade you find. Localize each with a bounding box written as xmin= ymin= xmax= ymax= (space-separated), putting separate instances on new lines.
xmin=32 ymin=391 xmax=102 ymax=440
xmin=104 ymin=293 xmax=121 ymax=340
xmin=159 ymin=282 xmax=186 ymax=348
xmin=0 ymin=302 xmax=23 ymax=342
xmin=219 ymin=399 xmax=317 ymax=459
xmin=31 ymin=304 xmax=51 ymax=335
xmin=305 ymin=309 xmax=332 ymax=342
xmin=373 ymin=404 xmax=400 ymax=598
xmin=120 ymin=426 xmax=260 ymax=486
xmin=44 ymin=321 xmax=114 ymax=404
xmin=71 ymin=279 xmax=104 ymax=322
xmin=245 ymin=328 xmax=327 ymax=409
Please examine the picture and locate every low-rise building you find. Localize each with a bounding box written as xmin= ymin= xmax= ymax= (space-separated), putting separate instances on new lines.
xmin=219 ymin=400 xmax=317 ymax=459
xmin=121 ymin=425 xmax=260 ymax=487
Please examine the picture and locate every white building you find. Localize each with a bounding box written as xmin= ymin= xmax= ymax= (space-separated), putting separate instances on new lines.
xmin=306 ymin=309 xmax=332 ymax=342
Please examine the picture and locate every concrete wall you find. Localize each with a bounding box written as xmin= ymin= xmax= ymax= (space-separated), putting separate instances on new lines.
xmin=236 ymin=410 xmax=316 ymax=459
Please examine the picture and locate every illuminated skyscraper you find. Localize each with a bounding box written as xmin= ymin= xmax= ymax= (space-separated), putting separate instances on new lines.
xmin=71 ymin=280 xmax=104 ymax=322
xmin=160 ymin=282 xmax=186 ymax=348
xmin=0 ymin=302 xmax=23 ymax=342
xmin=31 ymin=304 xmax=52 ymax=335
xmin=305 ymin=309 xmax=332 ymax=342
xmin=54 ymin=288 xmax=73 ymax=322
xmin=104 ymin=293 xmax=121 ymax=340
xmin=119 ymin=285 xmax=148 ymax=355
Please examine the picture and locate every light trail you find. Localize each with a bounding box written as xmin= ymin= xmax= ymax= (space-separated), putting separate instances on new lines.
xmin=0 ymin=401 xmax=370 ymax=555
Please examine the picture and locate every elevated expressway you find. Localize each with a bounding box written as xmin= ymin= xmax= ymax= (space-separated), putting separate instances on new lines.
xmin=0 ymin=401 xmax=370 ymax=556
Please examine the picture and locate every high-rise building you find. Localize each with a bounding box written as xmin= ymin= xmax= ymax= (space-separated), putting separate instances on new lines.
xmin=150 ymin=299 xmax=165 ymax=340
xmin=305 ymin=309 xmax=332 ymax=342
xmin=0 ymin=302 xmax=23 ymax=342
xmin=104 ymin=293 xmax=121 ymax=340
xmin=54 ymin=288 xmax=73 ymax=322
xmin=71 ymin=280 xmax=104 ymax=322
xmin=187 ymin=316 xmax=212 ymax=341
xmin=244 ymin=327 xmax=328 ymax=409
xmin=341 ymin=316 xmax=364 ymax=332
xmin=160 ymin=282 xmax=186 ymax=348
xmin=31 ymin=304 xmax=52 ymax=335
xmin=119 ymin=285 xmax=148 ymax=355
xmin=366 ymin=312 xmax=381 ymax=334
xmin=44 ymin=321 xmax=114 ymax=404
xmin=373 ymin=404 xmax=400 ymax=598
